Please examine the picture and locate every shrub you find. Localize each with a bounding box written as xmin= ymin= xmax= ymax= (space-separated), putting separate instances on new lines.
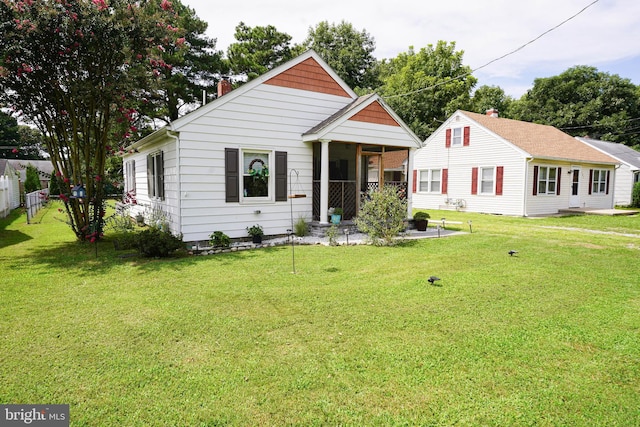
xmin=355 ymin=185 xmax=407 ymax=246
xmin=413 ymin=211 xmax=430 ymax=221
xmin=294 ymin=216 xmax=309 ymax=237
xmin=632 ymin=182 xmax=640 ymax=208
xmin=209 ymin=231 xmax=230 ymax=248
xmin=246 ymin=224 xmax=264 ymax=237
xmin=326 ymin=224 xmax=339 ymax=246
xmin=135 ymin=228 xmax=184 ymax=258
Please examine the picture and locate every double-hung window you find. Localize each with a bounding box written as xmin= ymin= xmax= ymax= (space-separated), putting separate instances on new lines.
xmin=451 ymin=128 xmax=463 ymax=146
xmin=591 ymin=169 xmax=608 ymax=194
xmin=125 ymin=160 xmax=136 ymax=194
xmin=243 ymin=151 xmax=270 ymax=198
xmin=479 ymin=167 xmax=495 ymax=194
xmin=419 ymin=169 xmax=442 ymax=193
xmin=147 ymin=151 xmax=164 ymax=200
xmin=537 ymin=166 xmax=557 ymax=195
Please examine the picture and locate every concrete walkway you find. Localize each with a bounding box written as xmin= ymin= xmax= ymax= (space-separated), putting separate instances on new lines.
xmin=558 ymin=208 xmax=639 ymax=216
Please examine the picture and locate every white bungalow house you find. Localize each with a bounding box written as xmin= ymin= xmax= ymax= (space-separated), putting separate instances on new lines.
xmin=576 ymin=137 xmax=640 ymax=206
xmin=412 ymin=109 xmax=618 ymax=216
xmin=122 ymin=50 xmax=421 ymax=242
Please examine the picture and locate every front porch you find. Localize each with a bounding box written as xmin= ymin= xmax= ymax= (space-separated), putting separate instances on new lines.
xmin=311 ymin=141 xmax=412 ymax=222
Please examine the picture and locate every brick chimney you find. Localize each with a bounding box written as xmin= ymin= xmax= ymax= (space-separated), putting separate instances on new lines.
xmin=217 ymin=77 xmax=232 ymax=98
xmin=486 ymin=108 xmax=499 ymax=118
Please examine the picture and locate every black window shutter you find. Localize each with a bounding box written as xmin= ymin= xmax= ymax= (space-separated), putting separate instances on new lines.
xmin=275 ymin=151 xmax=287 ymax=202
xmin=147 ymin=154 xmax=154 ymax=197
xmin=588 ymin=169 xmax=593 ymax=195
xmin=532 ymin=166 xmax=538 ymax=196
xmin=156 ymin=151 xmax=165 ymax=200
xmin=225 ymin=148 xmax=239 ymax=203
xmin=556 ymin=167 xmax=561 ymax=196
xmin=606 ymin=170 xmax=610 ymax=194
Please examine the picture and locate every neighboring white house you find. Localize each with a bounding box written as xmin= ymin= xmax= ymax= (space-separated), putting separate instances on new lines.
xmin=412 ymin=109 xmax=618 ymax=216
xmin=576 ymin=137 xmax=640 ymax=206
xmin=0 ymin=159 xmax=21 ymax=218
xmin=122 ymin=50 xmax=422 ymax=242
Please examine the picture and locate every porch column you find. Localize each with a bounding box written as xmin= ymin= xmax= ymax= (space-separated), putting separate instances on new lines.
xmin=319 ymin=139 xmax=330 ymax=224
xmin=407 ymin=148 xmax=415 ymax=218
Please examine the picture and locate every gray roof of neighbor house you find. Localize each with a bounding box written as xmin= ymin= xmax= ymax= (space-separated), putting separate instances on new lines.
xmin=462 ymin=111 xmax=618 ymax=165
xmin=576 ymin=137 xmax=640 ymax=170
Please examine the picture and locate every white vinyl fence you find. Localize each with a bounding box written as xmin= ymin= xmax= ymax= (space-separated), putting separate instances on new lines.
xmin=26 ymin=188 xmax=49 ymax=223
xmin=0 ymin=176 xmax=11 ymax=219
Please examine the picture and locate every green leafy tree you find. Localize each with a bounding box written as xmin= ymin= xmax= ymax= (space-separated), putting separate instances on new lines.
xmin=17 ymin=126 xmax=47 ymax=159
xmin=302 ymin=20 xmax=379 ymax=90
xmin=24 ymin=164 xmax=41 ymax=193
xmin=227 ymin=22 xmax=296 ymax=81
xmin=0 ymin=110 xmax=20 ymax=158
xmin=141 ymin=1 xmax=226 ymax=123
xmin=470 ymin=85 xmax=514 ymax=117
xmin=377 ymin=42 xmax=477 ymax=140
xmin=510 ymin=66 xmax=640 ymax=146
xmin=0 ymin=0 xmax=182 ymax=241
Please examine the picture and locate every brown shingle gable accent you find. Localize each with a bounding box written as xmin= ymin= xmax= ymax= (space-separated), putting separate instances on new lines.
xmin=349 ymin=101 xmax=400 ymax=127
xmin=463 ymin=111 xmax=617 ymax=164
xmin=264 ymin=57 xmax=351 ymax=97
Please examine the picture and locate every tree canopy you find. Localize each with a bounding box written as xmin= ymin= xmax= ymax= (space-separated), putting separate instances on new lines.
xmin=470 ymin=85 xmax=515 ymax=117
xmin=0 ymin=0 xmax=183 ymax=241
xmin=376 ymin=42 xmax=477 ymax=140
xmin=302 ymin=20 xmax=379 ymax=90
xmin=510 ymin=66 xmax=640 ymax=147
xmin=227 ymin=22 xmax=298 ymax=81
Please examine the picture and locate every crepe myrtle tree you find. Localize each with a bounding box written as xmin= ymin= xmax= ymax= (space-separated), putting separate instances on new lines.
xmin=0 ymin=0 xmax=185 ymax=241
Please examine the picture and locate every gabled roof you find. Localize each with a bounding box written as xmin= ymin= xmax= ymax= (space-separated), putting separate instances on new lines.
xmin=302 ymin=94 xmax=422 ymax=147
xmin=129 ymin=50 xmax=358 ymax=150
xmin=576 ymin=137 xmax=640 ymax=170
xmin=461 ymin=111 xmax=618 ymax=165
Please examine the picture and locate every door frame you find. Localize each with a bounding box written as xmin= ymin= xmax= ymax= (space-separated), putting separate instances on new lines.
xmin=569 ymin=166 xmax=581 ymax=207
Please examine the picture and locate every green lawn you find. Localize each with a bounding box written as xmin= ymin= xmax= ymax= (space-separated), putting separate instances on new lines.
xmin=1 ymin=203 xmax=639 ymax=426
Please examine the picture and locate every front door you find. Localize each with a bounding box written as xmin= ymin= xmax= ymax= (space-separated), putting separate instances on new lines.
xmin=569 ymin=168 xmax=580 ymax=207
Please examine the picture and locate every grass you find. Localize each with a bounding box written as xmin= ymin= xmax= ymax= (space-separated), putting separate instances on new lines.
xmin=1 ymin=202 xmax=639 ymax=425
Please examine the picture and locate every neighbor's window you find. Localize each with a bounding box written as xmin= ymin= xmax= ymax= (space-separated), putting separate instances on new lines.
xmin=243 ymin=151 xmax=270 ymax=198
xmin=537 ymin=166 xmax=557 ymax=195
xmin=451 ymin=127 xmax=463 ymax=146
xmin=480 ymin=167 xmax=495 ymax=194
xmin=591 ymin=169 xmax=608 ymax=194
xmin=419 ymin=169 xmax=442 ymax=193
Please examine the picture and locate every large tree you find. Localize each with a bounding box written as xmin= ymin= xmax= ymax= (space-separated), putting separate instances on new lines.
xmin=376 ymin=42 xmax=477 ymax=140
xmin=141 ymin=1 xmax=226 ymax=124
xmin=0 ymin=0 xmax=182 ymax=241
xmin=470 ymin=85 xmax=514 ymax=117
xmin=0 ymin=110 xmax=20 ymax=158
xmin=302 ymin=20 xmax=379 ymax=90
xmin=510 ymin=66 xmax=640 ymax=146
xmin=227 ymin=22 xmax=297 ymax=81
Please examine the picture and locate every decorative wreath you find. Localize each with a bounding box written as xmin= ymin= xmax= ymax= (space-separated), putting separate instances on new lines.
xmin=248 ymin=158 xmax=269 ymax=178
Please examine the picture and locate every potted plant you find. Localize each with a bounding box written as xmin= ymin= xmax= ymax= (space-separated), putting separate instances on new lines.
xmin=413 ymin=211 xmax=430 ymax=231
xmin=331 ymin=207 xmax=343 ymax=224
xmin=246 ymin=224 xmax=264 ymax=244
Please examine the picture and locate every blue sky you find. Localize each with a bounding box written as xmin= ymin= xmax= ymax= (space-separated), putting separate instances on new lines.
xmin=182 ymin=0 xmax=640 ymax=98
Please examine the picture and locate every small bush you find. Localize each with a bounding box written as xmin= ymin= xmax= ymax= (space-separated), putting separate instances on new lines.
xmin=25 ymin=164 xmax=41 ymax=193
xmin=326 ymin=224 xmax=339 ymax=246
xmin=135 ymin=228 xmax=184 ymax=258
xmin=294 ymin=217 xmax=309 ymax=237
xmin=355 ymin=185 xmax=407 ymax=246
xmin=632 ymin=181 xmax=640 ymax=208
xmin=209 ymin=231 xmax=230 ymax=248
xmin=413 ymin=211 xmax=430 ymax=221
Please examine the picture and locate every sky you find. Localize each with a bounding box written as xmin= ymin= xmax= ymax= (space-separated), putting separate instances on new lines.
xmin=180 ymin=0 xmax=640 ymax=98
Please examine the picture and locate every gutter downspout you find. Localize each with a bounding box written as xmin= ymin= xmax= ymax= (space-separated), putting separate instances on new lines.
xmin=166 ymin=130 xmax=181 ymax=236
xmin=523 ymin=157 xmax=534 ymax=216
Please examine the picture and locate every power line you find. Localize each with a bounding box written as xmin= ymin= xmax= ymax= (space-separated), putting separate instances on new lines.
xmin=382 ymin=0 xmax=601 ymax=100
